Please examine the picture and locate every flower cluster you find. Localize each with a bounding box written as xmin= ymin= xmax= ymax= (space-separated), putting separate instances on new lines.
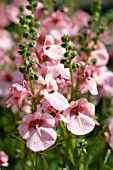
xmin=1 ymin=0 xmax=113 ymax=169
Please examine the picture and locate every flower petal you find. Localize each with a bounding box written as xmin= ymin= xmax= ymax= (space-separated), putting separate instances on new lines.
xmin=26 ymin=127 xmax=57 ymax=152
xmin=67 ymin=114 xmax=95 ymax=135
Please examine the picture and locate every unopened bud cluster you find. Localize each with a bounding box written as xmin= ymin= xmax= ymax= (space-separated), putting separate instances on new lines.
xmin=18 ymin=0 xmax=40 ymax=79
xmin=61 ymin=34 xmax=80 ymax=69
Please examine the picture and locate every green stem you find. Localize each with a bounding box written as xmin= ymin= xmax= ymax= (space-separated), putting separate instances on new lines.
xmin=29 ymin=151 xmax=35 ymax=170
xmin=69 ymin=60 xmax=74 ymax=101
xmin=99 ymin=142 xmax=108 ymax=170
xmin=35 ymin=153 xmax=39 ymax=170
xmin=29 ymin=79 xmax=37 ymax=112
xmin=62 ymin=131 xmax=71 ymax=168
xmin=75 ymin=151 xmax=82 ymax=170
xmin=84 ymin=128 xmax=107 ymax=170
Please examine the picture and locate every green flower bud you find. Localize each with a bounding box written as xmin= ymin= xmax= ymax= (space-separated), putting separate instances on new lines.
xmin=35 ymin=21 xmax=41 ymax=27
xmin=71 ymin=51 xmax=77 ymax=58
xmin=61 ymin=58 xmax=67 ymax=64
xmin=29 ymin=59 xmax=35 ymax=65
xmin=68 ymin=45 xmax=73 ymax=50
xmin=29 ymin=41 xmax=35 ymax=47
xmin=19 ymin=65 xmax=26 ymax=72
xmin=92 ymin=45 xmax=97 ymax=50
xmin=26 ymin=51 xmax=31 ymax=56
xmin=23 ymin=24 xmax=28 ymax=29
xmin=30 ymin=72 xmax=35 ymax=80
xmin=61 ymin=43 xmax=66 ymax=48
xmin=34 ymin=73 xmax=39 ymax=80
xmin=64 ymin=52 xmax=70 ymax=58
xmin=26 ymin=5 xmax=32 ymax=10
xmin=18 ymin=50 xmax=24 ymax=55
xmin=23 ymin=32 xmax=29 ymax=38
xmin=61 ymin=34 xmax=70 ymax=43
xmin=24 ymin=60 xmax=29 ymax=66
xmin=19 ymin=42 xmax=28 ymax=50
xmin=72 ymin=63 xmax=81 ymax=69
xmin=32 ymin=1 xmax=37 ymax=9
xmin=91 ymin=58 xmax=97 ymax=64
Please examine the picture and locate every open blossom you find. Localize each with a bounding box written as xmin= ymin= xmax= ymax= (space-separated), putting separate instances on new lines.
xmin=0 ymin=151 xmax=9 ymax=167
xmin=80 ymin=65 xmax=98 ymax=95
xmin=63 ymin=98 xmax=95 ymax=135
xmin=43 ymin=74 xmax=69 ymax=111
xmin=18 ymin=111 xmax=57 ymax=152
xmin=37 ymin=102 xmax=68 ymax=128
xmin=43 ymin=35 xmax=65 ymax=62
xmin=6 ymin=82 xmax=34 ymax=109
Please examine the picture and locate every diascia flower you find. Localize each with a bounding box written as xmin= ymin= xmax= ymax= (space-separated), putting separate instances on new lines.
xmin=80 ymin=65 xmax=98 ymax=95
xmin=63 ymin=98 xmax=95 ymax=135
xmin=6 ymin=81 xmax=34 ymax=109
xmin=18 ymin=112 xmax=57 ymax=152
xmin=43 ymin=35 xmax=65 ymax=62
xmin=0 ymin=151 xmax=9 ymax=167
xmin=43 ymin=74 xmax=69 ymax=111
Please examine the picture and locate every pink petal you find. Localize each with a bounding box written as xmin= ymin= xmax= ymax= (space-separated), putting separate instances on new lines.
xmin=41 ymin=113 xmax=55 ymax=128
xmin=44 ymin=35 xmax=54 ymax=47
xmin=18 ymin=122 xmax=31 ymax=139
xmin=6 ymin=96 xmax=15 ymax=108
xmin=44 ymin=45 xmax=64 ymax=60
xmin=45 ymin=74 xmax=58 ymax=91
xmin=44 ymin=90 xmax=69 ymax=111
xmin=26 ymin=127 xmax=57 ymax=152
xmin=85 ymin=77 xmax=98 ymax=95
xmin=67 ymin=114 xmax=95 ymax=135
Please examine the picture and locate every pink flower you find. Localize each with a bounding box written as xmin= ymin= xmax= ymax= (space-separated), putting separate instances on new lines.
xmin=88 ymin=41 xmax=109 ymax=67
xmin=93 ymin=67 xmax=113 ymax=97
xmin=0 ymin=49 xmax=12 ymax=66
xmin=80 ymin=65 xmax=98 ymax=95
xmin=37 ymin=102 xmax=68 ymax=128
xmin=106 ymin=117 xmax=113 ymax=149
xmin=0 ymin=3 xmax=11 ymax=27
xmin=43 ymin=74 xmax=69 ymax=111
xmin=0 ymin=29 xmax=13 ymax=50
xmin=6 ymin=82 xmax=34 ymax=109
xmin=47 ymin=64 xmax=70 ymax=80
xmin=43 ymin=35 xmax=65 ymax=62
xmin=0 ymin=151 xmax=9 ymax=167
xmin=63 ymin=98 xmax=95 ymax=135
xmin=18 ymin=112 xmax=57 ymax=152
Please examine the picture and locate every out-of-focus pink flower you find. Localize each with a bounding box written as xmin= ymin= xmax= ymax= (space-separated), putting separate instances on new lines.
xmin=34 ymin=2 xmax=44 ymax=19
xmin=106 ymin=117 xmax=113 ymax=149
xmin=88 ymin=41 xmax=109 ymax=67
xmin=80 ymin=65 xmax=98 ymax=95
xmin=0 ymin=69 xmax=13 ymax=97
xmin=18 ymin=112 xmax=57 ymax=152
xmin=6 ymin=4 xmax=19 ymax=24
xmin=93 ymin=67 xmax=113 ymax=97
xmin=6 ymin=82 xmax=34 ymax=109
xmin=39 ymin=10 xmax=71 ymax=42
xmin=43 ymin=35 xmax=65 ymax=62
xmin=63 ymin=98 xmax=95 ymax=135
xmin=0 ymin=49 xmax=12 ymax=66
xmin=0 ymin=151 xmax=9 ymax=167
xmin=47 ymin=64 xmax=70 ymax=80
xmin=70 ymin=10 xmax=90 ymax=37
xmin=43 ymin=74 xmax=69 ymax=111
xmin=0 ymin=3 xmax=11 ymax=27
xmin=0 ymin=29 xmax=13 ymax=50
